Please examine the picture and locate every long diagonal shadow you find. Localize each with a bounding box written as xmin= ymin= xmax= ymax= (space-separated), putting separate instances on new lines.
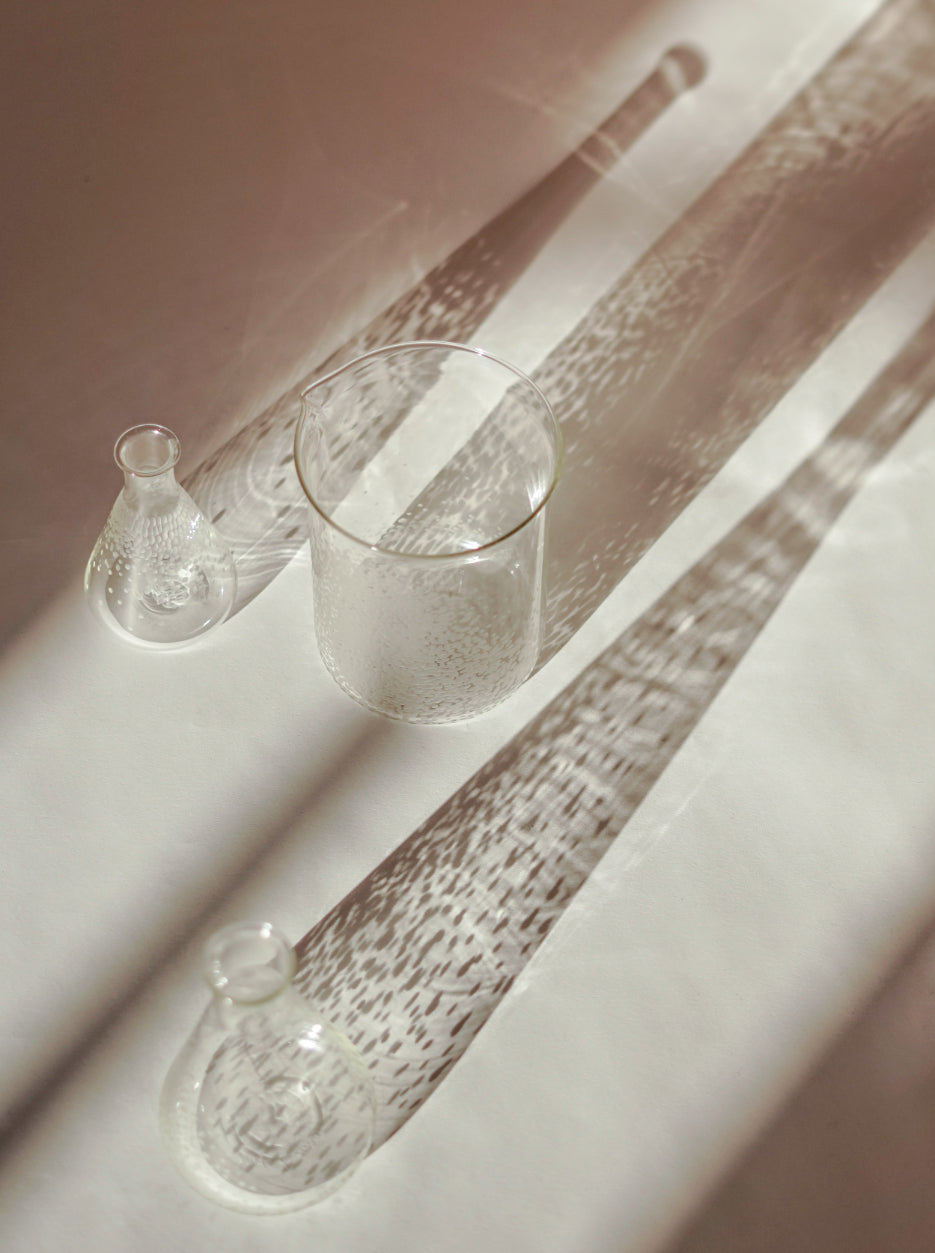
xmin=370 ymin=0 xmax=935 ymax=639
xmin=185 ymin=0 xmax=935 ymax=677
xmin=182 ymin=44 xmax=705 ymax=607
xmin=532 ymin=0 xmax=935 ymax=659
xmin=294 ymin=303 xmax=935 ymax=1148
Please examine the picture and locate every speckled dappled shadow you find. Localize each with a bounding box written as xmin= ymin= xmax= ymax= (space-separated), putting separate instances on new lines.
xmin=196 ymin=0 xmax=935 ymax=1150
xmin=294 ymin=298 xmax=935 ymax=1146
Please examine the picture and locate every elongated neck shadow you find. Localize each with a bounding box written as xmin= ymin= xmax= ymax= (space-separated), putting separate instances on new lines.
xmin=184 ymin=44 xmax=706 ymax=610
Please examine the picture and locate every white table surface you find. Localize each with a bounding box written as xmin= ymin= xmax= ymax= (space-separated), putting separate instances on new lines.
xmin=5 ymin=1 xmax=935 ymax=1249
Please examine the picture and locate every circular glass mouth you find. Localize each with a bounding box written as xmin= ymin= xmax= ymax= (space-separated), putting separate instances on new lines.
xmin=294 ymin=340 xmax=563 ymax=561
xmin=203 ymin=922 xmax=297 ymax=1003
xmin=115 ymin=424 xmax=181 ymax=477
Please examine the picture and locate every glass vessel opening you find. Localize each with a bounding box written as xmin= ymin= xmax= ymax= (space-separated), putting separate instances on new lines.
xmin=115 ymin=425 xmax=181 ymax=478
xmin=295 ymin=341 xmax=563 ymax=561
xmin=203 ymin=922 xmax=297 ymax=1004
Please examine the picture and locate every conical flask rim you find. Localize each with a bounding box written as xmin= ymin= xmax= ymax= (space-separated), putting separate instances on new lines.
xmin=114 ymin=424 xmax=182 ymax=478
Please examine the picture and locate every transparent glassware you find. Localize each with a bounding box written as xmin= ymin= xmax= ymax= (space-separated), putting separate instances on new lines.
xmin=84 ymin=424 xmax=236 ymax=646
xmin=160 ymin=922 xmax=377 ymax=1214
xmin=294 ymin=341 xmax=563 ymax=722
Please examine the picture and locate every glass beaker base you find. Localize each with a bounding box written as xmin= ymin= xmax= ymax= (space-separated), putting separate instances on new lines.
xmin=322 ymin=659 xmax=534 ymax=724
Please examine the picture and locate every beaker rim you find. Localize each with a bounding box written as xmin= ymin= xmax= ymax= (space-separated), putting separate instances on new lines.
xmin=294 ymin=340 xmax=563 ymax=561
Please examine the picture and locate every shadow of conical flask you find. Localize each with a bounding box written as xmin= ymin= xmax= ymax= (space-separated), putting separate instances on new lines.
xmin=85 ymin=424 xmax=236 ymax=647
xmin=160 ymin=922 xmax=377 ymax=1214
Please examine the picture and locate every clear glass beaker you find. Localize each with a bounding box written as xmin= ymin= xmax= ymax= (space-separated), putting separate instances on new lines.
xmin=294 ymin=341 xmax=562 ymax=723
xmin=160 ymin=922 xmax=376 ymax=1214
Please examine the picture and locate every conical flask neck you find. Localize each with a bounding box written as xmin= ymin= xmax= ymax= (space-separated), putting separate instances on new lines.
xmin=116 ymin=424 xmax=182 ymax=513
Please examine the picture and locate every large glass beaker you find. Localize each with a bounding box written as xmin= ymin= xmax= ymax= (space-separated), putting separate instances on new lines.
xmin=294 ymin=341 xmax=562 ymax=722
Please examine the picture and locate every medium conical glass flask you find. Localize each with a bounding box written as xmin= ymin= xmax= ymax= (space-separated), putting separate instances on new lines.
xmin=160 ymin=922 xmax=377 ymax=1214
xmin=85 ymin=424 xmax=236 ymax=646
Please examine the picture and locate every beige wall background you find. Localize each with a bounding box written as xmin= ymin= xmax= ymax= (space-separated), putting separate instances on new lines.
xmin=0 ymin=0 xmax=652 ymax=653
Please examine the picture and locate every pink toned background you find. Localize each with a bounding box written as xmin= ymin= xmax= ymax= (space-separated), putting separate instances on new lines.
xmin=1 ymin=0 xmax=649 ymax=653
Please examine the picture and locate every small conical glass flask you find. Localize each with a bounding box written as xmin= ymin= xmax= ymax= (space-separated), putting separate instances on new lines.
xmin=160 ymin=922 xmax=377 ymax=1214
xmin=85 ymin=424 xmax=236 ymax=646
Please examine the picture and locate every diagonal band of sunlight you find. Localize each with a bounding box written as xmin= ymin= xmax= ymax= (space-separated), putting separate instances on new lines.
xmin=294 ymin=302 xmax=935 ymax=1148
